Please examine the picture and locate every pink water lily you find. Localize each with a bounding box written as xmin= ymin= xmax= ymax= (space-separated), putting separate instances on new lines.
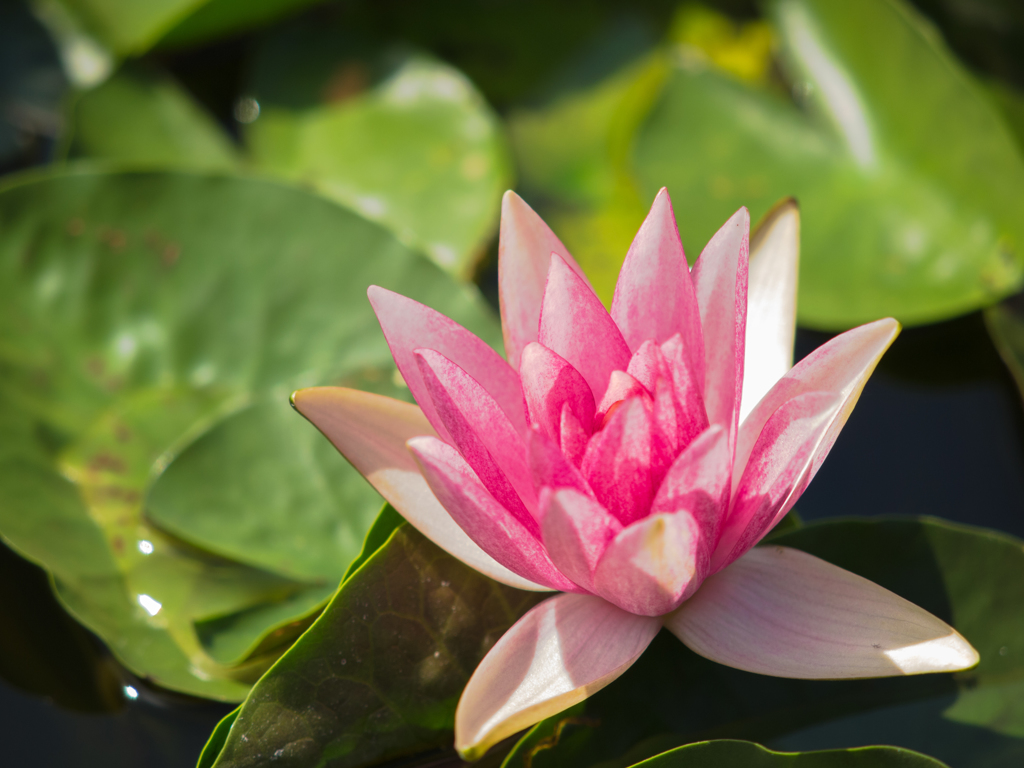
xmin=293 ymin=190 xmax=978 ymax=760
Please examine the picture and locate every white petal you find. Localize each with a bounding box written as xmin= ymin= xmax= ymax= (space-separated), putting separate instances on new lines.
xmin=291 ymin=387 xmax=547 ymax=591
xmin=741 ymin=199 xmax=799 ymax=423
xmin=455 ymin=593 xmax=660 ymax=760
xmin=665 ymin=545 xmax=978 ymax=679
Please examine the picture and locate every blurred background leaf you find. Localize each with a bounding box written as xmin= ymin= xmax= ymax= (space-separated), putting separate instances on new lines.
xmin=68 ymin=64 xmax=239 ymax=169
xmin=0 ymin=167 xmax=501 ymax=699
xmin=245 ymin=36 xmax=512 ymax=278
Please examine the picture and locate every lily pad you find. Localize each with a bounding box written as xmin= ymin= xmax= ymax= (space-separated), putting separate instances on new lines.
xmin=45 ymin=0 xmax=324 ymax=56
xmin=498 ymin=517 xmax=1024 ymax=768
xmin=246 ymin=51 xmax=512 ymax=278
xmin=0 ymin=167 xmax=501 ymax=698
xmin=69 ymin=66 xmax=239 ymax=171
xmin=205 ymin=523 xmax=545 ymax=768
xmin=632 ymin=0 xmax=1024 ymax=329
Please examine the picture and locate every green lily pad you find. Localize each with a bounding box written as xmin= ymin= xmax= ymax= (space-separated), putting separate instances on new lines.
xmin=205 ymin=523 xmax=546 ymax=768
xmin=45 ymin=0 xmax=324 ymax=56
xmin=0 ymin=167 xmax=502 ymax=698
xmin=632 ymin=0 xmax=1024 ymax=329
xmin=499 ymin=517 xmax=1024 ymax=768
xmin=192 ymin=507 xmax=404 ymax=668
xmin=246 ymin=52 xmax=512 ymax=278
xmin=626 ymin=740 xmax=948 ymax=768
xmin=69 ymin=66 xmax=239 ymax=171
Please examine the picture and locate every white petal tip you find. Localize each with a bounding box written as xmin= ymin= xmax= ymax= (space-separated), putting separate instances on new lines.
xmin=884 ymin=632 xmax=980 ymax=675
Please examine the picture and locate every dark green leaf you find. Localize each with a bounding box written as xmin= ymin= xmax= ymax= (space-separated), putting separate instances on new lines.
xmin=500 ymin=517 xmax=1024 ymax=768
xmin=627 ymin=740 xmax=948 ymax=768
xmin=207 ymin=524 xmax=546 ymax=768
xmin=631 ymin=0 xmax=1024 ymax=328
xmin=198 ymin=707 xmax=242 ymax=768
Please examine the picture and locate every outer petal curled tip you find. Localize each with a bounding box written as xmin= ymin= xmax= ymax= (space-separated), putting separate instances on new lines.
xmin=498 ymin=191 xmax=591 ymax=370
xmin=455 ymin=593 xmax=660 ymax=761
xmin=610 ymin=188 xmax=703 ymax=355
xmin=665 ymin=545 xmax=979 ymax=679
xmin=291 ymin=387 xmax=543 ymax=591
xmin=741 ymin=198 xmax=800 ymax=423
xmin=367 ymin=286 xmax=527 ymax=441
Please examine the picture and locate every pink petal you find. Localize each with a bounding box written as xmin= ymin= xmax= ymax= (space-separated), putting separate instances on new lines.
xmin=368 ymin=286 xmax=527 ymax=442
xmin=593 ymin=511 xmax=705 ymax=616
xmin=498 ymin=191 xmax=591 ymax=370
xmin=735 ymin=318 xmax=901 ymax=490
xmin=559 ymin=405 xmax=589 ymax=467
xmin=625 ymin=339 xmax=667 ymax=392
xmin=519 ymin=342 xmax=595 ymax=442
xmin=712 ymin=391 xmax=842 ymax=573
xmin=539 ymin=488 xmax=622 ymax=592
xmin=416 ymin=349 xmax=537 ymax=524
xmin=455 ymin=593 xmax=661 ymax=760
xmin=408 ymin=436 xmax=577 ymax=592
xmin=528 ymin=427 xmax=594 ymax=496
xmin=741 ymin=199 xmax=800 ymax=423
xmin=291 ymin=387 xmax=546 ymax=590
xmin=580 ymin=397 xmax=657 ymax=526
xmin=665 ymin=545 xmax=978 ymax=679
xmin=610 ymin=188 xmax=704 ymax=357
xmin=651 ymin=423 xmax=731 ymax=546
xmin=659 ymin=334 xmax=710 ymax=450
xmin=595 ymin=370 xmax=648 ymax=425
xmin=690 ymin=208 xmax=750 ymax=439
xmin=538 ymin=254 xmax=632 ymax=403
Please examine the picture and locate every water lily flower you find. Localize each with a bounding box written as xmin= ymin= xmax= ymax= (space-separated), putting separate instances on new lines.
xmin=293 ymin=190 xmax=978 ymax=760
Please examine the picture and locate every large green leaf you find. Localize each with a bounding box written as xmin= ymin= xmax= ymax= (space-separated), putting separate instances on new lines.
xmin=48 ymin=0 xmax=324 ymax=56
xmin=69 ymin=66 xmax=239 ymax=170
xmin=0 ymin=167 xmax=501 ymax=698
xmin=628 ymin=741 xmax=948 ymax=768
xmin=632 ymin=0 xmax=1024 ymax=329
xmin=498 ymin=517 xmax=1024 ymax=768
xmin=206 ymin=523 xmax=545 ymax=768
xmin=247 ymin=52 xmax=512 ymax=279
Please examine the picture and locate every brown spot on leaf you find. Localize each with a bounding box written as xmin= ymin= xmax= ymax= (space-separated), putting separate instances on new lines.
xmin=322 ymin=62 xmax=369 ymax=103
xmin=114 ymin=423 xmax=132 ymax=443
xmin=89 ymin=452 xmax=127 ymax=474
xmin=100 ymin=228 xmax=128 ymax=252
xmin=161 ymin=243 xmax=180 ymax=266
xmin=86 ymin=357 xmax=105 ymax=377
xmin=67 ymin=218 xmax=85 ymax=236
